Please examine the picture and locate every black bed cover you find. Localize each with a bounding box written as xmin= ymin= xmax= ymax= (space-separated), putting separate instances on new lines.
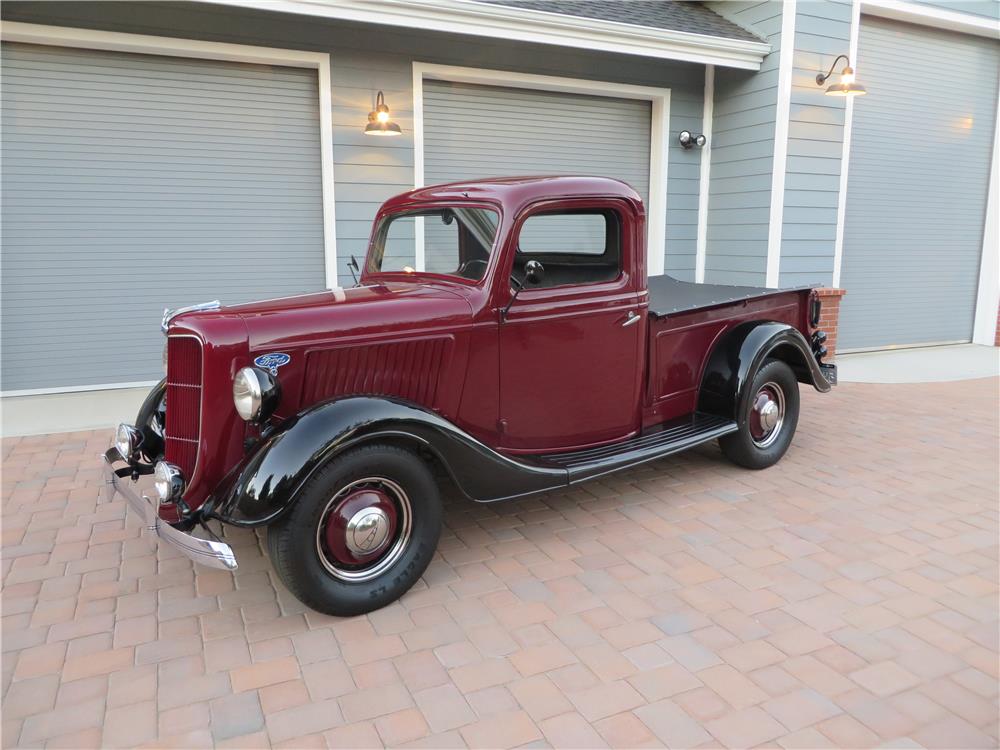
xmin=647 ymin=275 xmax=815 ymax=317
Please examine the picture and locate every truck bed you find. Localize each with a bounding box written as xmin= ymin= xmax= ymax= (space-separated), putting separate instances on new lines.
xmin=648 ymin=275 xmax=814 ymax=318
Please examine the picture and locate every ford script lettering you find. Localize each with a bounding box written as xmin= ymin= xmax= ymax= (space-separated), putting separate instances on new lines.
xmin=253 ymin=352 xmax=291 ymax=375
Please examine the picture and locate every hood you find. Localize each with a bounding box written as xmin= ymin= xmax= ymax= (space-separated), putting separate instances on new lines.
xmin=224 ymin=281 xmax=474 ymax=350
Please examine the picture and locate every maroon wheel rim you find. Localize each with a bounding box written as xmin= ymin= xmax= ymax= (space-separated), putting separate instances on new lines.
xmin=315 ymin=477 xmax=412 ymax=582
xmin=748 ymin=382 xmax=785 ymax=448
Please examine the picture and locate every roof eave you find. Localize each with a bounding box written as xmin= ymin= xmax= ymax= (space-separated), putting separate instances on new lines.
xmin=199 ymin=0 xmax=771 ymax=70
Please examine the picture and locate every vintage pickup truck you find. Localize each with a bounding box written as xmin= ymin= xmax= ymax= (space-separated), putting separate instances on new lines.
xmin=102 ymin=176 xmax=834 ymax=615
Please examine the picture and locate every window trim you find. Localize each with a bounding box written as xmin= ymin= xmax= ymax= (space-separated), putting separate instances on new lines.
xmin=503 ymin=199 xmax=635 ymax=301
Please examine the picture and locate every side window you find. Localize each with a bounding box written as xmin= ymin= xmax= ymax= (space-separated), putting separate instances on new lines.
xmin=514 ymin=209 xmax=621 ymax=289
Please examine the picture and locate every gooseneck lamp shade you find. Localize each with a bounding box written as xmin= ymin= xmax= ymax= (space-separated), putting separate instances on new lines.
xmin=816 ymin=55 xmax=867 ymax=97
xmin=364 ymin=90 xmax=402 ymax=136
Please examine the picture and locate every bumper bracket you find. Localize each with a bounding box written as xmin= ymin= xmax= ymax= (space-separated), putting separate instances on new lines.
xmin=100 ymin=449 xmax=237 ymax=571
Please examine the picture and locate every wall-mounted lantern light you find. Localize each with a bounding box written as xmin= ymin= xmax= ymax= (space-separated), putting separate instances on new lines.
xmin=678 ymin=130 xmax=707 ymax=149
xmin=364 ymin=91 xmax=402 ymax=136
xmin=816 ymin=55 xmax=867 ymax=96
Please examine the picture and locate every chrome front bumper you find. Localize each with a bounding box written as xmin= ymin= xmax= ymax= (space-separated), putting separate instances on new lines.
xmin=100 ymin=449 xmax=237 ymax=571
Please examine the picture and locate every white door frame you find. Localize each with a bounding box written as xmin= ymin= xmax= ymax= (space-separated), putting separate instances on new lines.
xmin=972 ymin=80 xmax=1000 ymax=346
xmin=0 ymin=21 xmax=339 ymax=291
xmin=833 ymin=4 xmax=1000 ymax=345
xmin=412 ymin=62 xmax=671 ymax=276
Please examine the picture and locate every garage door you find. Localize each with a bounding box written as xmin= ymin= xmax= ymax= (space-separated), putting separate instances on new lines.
xmin=422 ymin=80 xmax=650 ymax=270
xmin=838 ymin=19 xmax=999 ymax=350
xmin=1 ymin=43 xmax=325 ymax=392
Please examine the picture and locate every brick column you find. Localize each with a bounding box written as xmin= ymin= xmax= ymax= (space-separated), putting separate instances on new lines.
xmin=816 ymin=288 xmax=847 ymax=358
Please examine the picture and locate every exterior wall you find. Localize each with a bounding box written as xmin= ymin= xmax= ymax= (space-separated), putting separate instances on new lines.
xmin=703 ymin=1 xmax=785 ymax=286
xmin=816 ymin=287 xmax=847 ymax=357
xmin=779 ymin=0 xmax=852 ymax=288
xmin=912 ymin=0 xmax=1000 ymax=20
xmin=1 ymin=1 xmax=707 ymax=282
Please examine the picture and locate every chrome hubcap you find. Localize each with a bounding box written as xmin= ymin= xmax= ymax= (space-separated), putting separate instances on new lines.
xmin=749 ymin=382 xmax=785 ymax=449
xmin=345 ymin=506 xmax=391 ymax=556
xmin=759 ymin=399 xmax=779 ymax=433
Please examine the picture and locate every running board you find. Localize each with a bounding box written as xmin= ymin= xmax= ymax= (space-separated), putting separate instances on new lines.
xmin=534 ymin=413 xmax=737 ymax=483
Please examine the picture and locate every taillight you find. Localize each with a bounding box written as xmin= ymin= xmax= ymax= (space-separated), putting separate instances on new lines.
xmin=809 ymin=294 xmax=822 ymax=328
xmin=811 ymin=330 xmax=828 ymax=362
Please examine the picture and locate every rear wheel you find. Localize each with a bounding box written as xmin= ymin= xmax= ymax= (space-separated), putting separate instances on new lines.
xmin=267 ymin=443 xmax=441 ymax=616
xmin=720 ymin=359 xmax=799 ymax=469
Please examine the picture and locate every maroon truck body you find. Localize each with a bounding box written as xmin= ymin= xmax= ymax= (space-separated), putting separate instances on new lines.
xmin=103 ymin=176 xmax=834 ymax=614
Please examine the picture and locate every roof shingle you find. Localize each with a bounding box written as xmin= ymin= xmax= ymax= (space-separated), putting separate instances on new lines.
xmin=474 ymin=0 xmax=764 ymax=42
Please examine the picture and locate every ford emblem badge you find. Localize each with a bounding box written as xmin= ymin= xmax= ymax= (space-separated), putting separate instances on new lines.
xmin=254 ymin=352 xmax=291 ymax=376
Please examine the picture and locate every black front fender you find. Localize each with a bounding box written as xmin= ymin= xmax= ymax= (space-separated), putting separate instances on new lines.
xmin=698 ymin=321 xmax=831 ymax=421
xmin=210 ymin=396 xmax=567 ymax=527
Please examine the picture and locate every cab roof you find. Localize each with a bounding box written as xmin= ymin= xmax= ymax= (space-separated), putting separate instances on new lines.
xmin=381 ymin=175 xmax=645 ymax=216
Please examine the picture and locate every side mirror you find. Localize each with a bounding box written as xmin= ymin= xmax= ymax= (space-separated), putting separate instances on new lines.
xmin=502 ymin=260 xmax=545 ymax=321
xmin=524 ymin=260 xmax=545 ymax=286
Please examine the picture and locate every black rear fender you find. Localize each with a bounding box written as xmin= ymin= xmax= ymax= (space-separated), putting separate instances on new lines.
xmin=210 ymin=396 xmax=566 ymax=527
xmin=698 ymin=321 xmax=831 ymax=421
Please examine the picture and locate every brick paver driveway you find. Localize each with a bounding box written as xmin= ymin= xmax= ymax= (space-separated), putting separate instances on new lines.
xmin=2 ymin=378 xmax=998 ymax=749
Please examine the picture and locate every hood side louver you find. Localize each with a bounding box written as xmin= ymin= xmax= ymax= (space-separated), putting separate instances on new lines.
xmin=302 ymin=337 xmax=453 ymax=408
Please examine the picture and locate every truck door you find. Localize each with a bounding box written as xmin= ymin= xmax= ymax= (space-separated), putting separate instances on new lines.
xmin=498 ymin=201 xmax=644 ymax=452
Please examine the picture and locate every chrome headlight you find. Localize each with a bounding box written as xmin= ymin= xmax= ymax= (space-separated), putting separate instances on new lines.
xmin=114 ymin=423 xmax=141 ymax=461
xmin=153 ymin=461 xmax=185 ymax=504
xmin=233 ymin=367 xmax=280 ymax=422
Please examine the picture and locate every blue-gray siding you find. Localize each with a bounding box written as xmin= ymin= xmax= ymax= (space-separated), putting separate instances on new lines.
xmin=704 ymin=0 xmax=786 ymax=286
xmin=913 ymin=0 xmax=1000 ymax=20
xmin=0 ymin=42 xmax=325 ymax=391
xmin=779 ymin=0 xmax=852 ymax=288
xmin=839 ymin=16 xmax=999 ymax=349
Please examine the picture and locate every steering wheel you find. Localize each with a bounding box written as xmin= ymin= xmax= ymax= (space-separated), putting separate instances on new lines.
xmin=456 ymin=258 xmax=488 ymax=279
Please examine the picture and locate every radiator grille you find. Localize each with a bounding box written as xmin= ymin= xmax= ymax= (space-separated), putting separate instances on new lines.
xmin=165 ymin=336 xmax=202 ymax=478
xmin=303 ymin=338 xmax=452 ymax=406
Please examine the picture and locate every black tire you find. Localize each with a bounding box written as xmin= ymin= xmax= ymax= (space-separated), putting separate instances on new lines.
xmin=266 ymin=443 xmax=442 ymax=616
xmin=719 ymin=358 xmax=800 ymax=470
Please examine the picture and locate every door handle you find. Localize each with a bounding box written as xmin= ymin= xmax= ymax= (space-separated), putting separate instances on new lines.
xmin=621 ymin=310 xmax=641 ymax=327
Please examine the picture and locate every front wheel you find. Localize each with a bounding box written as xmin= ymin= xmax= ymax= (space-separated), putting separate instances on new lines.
xmin=266 ymin=443 xmax=442 ymax=616
xmin=719 ymin=359 xmax=800 ymax=470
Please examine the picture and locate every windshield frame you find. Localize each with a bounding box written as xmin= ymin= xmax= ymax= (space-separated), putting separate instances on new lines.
xmin=363 ymin=201 xmax=504 ymax=287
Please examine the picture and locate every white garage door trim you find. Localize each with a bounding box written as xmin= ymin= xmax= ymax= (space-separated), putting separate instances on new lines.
xmin=972 ymin=82 xmax=1000 ymax=347
xmin=861 ymin=0 xmax=1000 ymax=39
xmin=0 ymin=21 xmax=338 ymax=293
xmin=837 ymin=15 xmax=998 ymax=350
xmin=0 ymin=23 xmax=338 ymax=397
xmin=834 ymin=3 xmax=1000 ymax=346
xmin=412 ymin=62 xmax=670 ymax=276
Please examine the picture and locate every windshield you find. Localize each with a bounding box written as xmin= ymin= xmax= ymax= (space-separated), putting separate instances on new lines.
xmin=367 ymin=207 xmax=500 ymax=282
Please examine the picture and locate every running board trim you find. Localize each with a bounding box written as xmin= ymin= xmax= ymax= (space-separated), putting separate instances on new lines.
xmin=534 ymin=413 xmax=737 ymax=483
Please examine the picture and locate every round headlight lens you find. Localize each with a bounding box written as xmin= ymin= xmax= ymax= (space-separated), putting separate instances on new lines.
xmin=114 ymin=423 xmax=140 ymax=461
xmin=233 ymin=367 xmax=264 ymax=421
xmin=233 ymin=366 xmax=281 ymax=423
xmin=154 ymin=461 xmax=184 ymax=503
